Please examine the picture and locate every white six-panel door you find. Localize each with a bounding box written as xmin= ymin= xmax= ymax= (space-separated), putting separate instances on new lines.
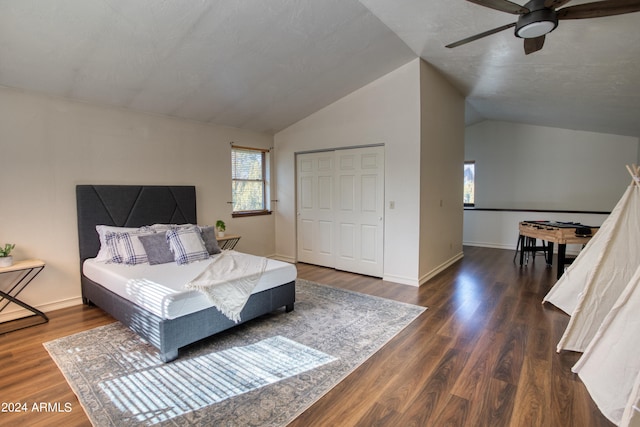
xmin=334 ymin=146 xmax=384 ymax=276
xmin=296 ymin=151 xmax=336 ymax=268
xmin=297 ymin=146 xmax=384 ymax=277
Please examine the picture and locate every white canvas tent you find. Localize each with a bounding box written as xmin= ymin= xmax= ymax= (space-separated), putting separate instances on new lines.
xmin=543 ymin=177 xmax=640 ymax=352
xmin=621 ymin=373 xmax=640 ymax=427
xmin=543 ymin=165 xmax=640 ymax=426
xmin=571 ymin=262 xmax=640 ymax=425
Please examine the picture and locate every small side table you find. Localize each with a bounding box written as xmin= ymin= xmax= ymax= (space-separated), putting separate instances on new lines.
xmin=0 ymin=259 xmax=47 ymax=334
xmin=217 ymin=234 xmax=241 ymax=250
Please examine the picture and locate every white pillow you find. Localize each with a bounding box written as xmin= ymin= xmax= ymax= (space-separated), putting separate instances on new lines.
xmin=148 ymin=223 xmax=193 ymax=232
xmin=148 ymin=224 xmax=173 ymax=232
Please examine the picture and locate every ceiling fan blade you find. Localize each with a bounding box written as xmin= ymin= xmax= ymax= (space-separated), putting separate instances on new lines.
xmin=446 ymin=22 xmax=517 ymax=48
xmin=467 ymin=0 xmax=529 ymax=15
xmin=524 ymin=35 xmax=545 ymax=54
xmin=544 ymin=0 xmax=572 ymax=9
xmin=557 ymin=0 xmax=640 ymax=19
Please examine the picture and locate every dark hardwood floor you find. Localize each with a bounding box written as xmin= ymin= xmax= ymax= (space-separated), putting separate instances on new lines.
xmin=0 ymin=246 xmax=612 ymax=426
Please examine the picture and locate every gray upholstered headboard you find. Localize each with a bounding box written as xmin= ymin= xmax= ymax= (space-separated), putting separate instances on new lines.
xmin=76 ymin=185 xmax=197 ymax=263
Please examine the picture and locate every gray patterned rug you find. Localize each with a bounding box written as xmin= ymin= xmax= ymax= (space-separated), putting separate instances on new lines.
xmin=44 ymin=279 xmax=425 ymax=427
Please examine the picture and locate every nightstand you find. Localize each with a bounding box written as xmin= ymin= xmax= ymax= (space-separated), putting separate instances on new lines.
xmin=216 ymin=234 xmax=241 ymax=250
xmin=0 ymin=259 xmax=48 ymax=334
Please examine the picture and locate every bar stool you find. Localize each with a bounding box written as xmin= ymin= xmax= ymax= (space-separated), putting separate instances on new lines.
xmin=514 ymin=235 xmax=551 ymax=265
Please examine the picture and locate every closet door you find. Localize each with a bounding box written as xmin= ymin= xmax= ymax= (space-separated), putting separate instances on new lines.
xmin=296 ymin=146 xmax=384 ymax=277
xmin=296 ymin=151 xmax=336 ymax=267
xmin=334 ymin=146 xmax=384 ymax=277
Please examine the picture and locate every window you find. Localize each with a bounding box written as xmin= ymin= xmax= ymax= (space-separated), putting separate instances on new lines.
xmin=464 ymin=161 xmax=475 ymax=207
xmin=231 ymin=146 xmax=270 ymax=217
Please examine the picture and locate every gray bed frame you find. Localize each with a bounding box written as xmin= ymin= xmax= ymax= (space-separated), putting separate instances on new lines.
xmin=76 ymin=185 xmax=295 ymax=362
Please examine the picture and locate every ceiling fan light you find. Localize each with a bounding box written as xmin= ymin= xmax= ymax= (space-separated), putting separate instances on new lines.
xmin=515 ymin=8 xmax=558 ymax=39
xmin=517 ymin=21 xmax=556 ymax=38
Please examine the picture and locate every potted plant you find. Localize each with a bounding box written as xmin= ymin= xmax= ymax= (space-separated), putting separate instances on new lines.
xmin=0 ymin=243 xmax=15 ymax=268
xmin=215 ymin=220 xmax=226 ymax=238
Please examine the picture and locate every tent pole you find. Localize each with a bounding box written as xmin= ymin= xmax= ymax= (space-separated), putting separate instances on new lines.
xmin=626 ymin=164 xmax=640 ymax=187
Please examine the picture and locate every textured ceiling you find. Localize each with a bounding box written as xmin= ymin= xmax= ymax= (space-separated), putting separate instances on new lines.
xmin=1 ymin=0 xmax=639 ymax=137
xmin=0 ymin=0 xmax=415 ymax=134
xmin=360 ymin=0 xmax=640 ymax=138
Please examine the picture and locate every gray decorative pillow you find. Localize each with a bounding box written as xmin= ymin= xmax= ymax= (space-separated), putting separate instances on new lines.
xmin=199 ymin=226 xmax=222 ymax=255
xmin=138 ymin=233 xmax=174 ymax=265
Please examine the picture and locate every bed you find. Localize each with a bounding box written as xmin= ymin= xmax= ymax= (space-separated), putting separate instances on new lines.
xmin=76 ymin=185 xmax=296 ymax=362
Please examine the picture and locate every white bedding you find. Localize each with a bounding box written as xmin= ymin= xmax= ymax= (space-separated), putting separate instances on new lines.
xmin=83 ymin=253 xmax=297 ymax=320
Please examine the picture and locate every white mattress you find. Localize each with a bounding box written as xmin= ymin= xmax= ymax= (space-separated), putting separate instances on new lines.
xmin=83 ymin=253 xmax=297 ymax=320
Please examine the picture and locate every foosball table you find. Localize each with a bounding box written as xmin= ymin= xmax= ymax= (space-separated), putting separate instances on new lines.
xmin=518 ymin=220 xmax=599 ymax=279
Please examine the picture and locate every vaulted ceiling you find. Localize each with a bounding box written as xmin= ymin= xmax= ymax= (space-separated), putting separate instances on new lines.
xmin=1 ymin=0 xmax=638 ymax=137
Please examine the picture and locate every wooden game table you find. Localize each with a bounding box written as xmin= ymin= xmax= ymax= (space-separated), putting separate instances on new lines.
xmin=518 ymin=220 xmax=599 ymax=279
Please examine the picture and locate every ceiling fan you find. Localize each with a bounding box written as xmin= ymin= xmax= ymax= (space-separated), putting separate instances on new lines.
xmin=446 ymin=0 xmax=640 ymax=54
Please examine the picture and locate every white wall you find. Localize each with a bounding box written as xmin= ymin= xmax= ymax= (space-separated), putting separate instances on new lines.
xmin=0 ymin=87 xmax=274 ymax=320
xmin=464 ymin=120 xmax=639 ymax=249
xmin=274 ymin=59 xmax=421 ymax=284
xmin=465 ymin=121 xmax=639 ymax=211
xmin=418 ymin=61 xmax=465 ymax=282
xmin=464 ymin=210 xmax=609 ymax=254
xmin=274 ymin=58 xmax=465 ymax=286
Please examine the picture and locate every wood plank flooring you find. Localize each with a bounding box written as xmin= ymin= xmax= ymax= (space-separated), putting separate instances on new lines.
xmin=0 ymin=247 xmax=613 ymax=426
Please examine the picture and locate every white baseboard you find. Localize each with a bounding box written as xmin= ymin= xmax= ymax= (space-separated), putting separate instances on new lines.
xmin=382 ymin=274 xmax=420 ymax=287
xmin=270 ymin=254 xmax=296 ymax=264
xmin=463 ymin=241 xmax=582 ymax=256
xmin=463 ymin=240 xmax=514 ymax=250
xmin=384 ymin=252 xmax=465 ymax=287
xmin=418 ymin=251 xmax=464 ymax=286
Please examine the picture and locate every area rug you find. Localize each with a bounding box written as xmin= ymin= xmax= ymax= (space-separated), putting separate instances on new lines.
xmin=44 ymin=279 xmax=426 ymax=427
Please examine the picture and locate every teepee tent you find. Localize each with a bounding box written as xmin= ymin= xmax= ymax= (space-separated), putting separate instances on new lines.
xmin=620 ymin=373 xmax=640 ymax=427
xmin=543 ymin=165 xmax=640 ymax=426
xmin=571 ymin=262 xmax=640 ymax=426
xmin=543 ymin=165 xmax=640 ymax=352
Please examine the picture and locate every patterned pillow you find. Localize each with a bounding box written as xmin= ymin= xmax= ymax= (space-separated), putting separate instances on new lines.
xmin=95 ymin=225 xmax=140 ymax=262
xmin=104 ymin=231 xmax=125 ymax=263
xmin=105 ymin=230 xmax=154 ymax=265
xmin=166 ymin=226 xmax=210 ymax=265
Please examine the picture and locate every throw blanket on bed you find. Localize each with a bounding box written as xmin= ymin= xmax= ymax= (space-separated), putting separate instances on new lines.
xmin=184 ymin=250 xmax=268 ymax=323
